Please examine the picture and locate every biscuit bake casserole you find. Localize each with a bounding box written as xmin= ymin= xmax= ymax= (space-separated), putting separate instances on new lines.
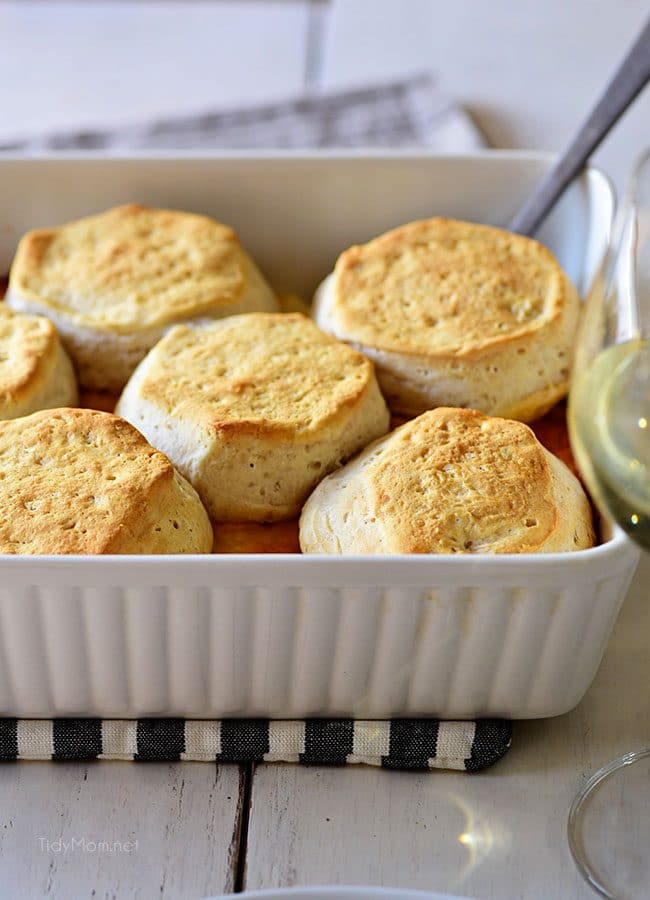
xmin=0 ymin=154 xmax=638 ymax=720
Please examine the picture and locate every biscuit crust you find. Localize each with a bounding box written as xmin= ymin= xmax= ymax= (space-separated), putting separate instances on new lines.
xmin=116 ymin=313 xmax=390 ymax=521
xmin=0 ymin=306 xmax=77 ymax=418
xmin=315 ymin=218 xmax=579 ymax=420
xmin=333 ymin=217 xmax=567 ymax=356
xmin=9 ymin=204 xmax=274 ymax=332
xmin=135 ymin=313 xmax=379 ymax=438
xmin=7 ymin=204 xmax=278 ymax=390
xmin=299 ymin=407 xmax=594 ymax=555
xmin=0 ymin=407 xmax=212 ymax=554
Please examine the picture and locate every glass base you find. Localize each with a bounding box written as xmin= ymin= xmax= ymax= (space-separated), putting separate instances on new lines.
xmin=568 ymin=748 xmax=650 ymax=899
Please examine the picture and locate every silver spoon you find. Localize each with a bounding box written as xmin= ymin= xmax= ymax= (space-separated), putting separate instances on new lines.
xmin=509 ymin=15 xmax=650 ymax=237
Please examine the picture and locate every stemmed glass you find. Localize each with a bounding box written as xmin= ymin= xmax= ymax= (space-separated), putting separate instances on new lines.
xmin=567 ymin=149 xmax=650 ymax=899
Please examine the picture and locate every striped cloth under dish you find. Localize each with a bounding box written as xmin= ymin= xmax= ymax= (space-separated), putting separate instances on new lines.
xmin=0 ymin=719 xmax=511 ymax=772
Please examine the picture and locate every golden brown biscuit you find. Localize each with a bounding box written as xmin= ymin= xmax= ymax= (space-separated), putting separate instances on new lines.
xmin=0 ymin=305 xmax=77 ymax=419
xmin=116 ymin=312 xmax=390 ymax=521
xmin=7 ymin=204 xmax=278 ymax=391
xmin=313 ymin=217 xmax=579 ymax=421
xmin=300 ymin=407 xmax=594 ymax=554
xmin=0 ymin=407 xmax=213 ymax=554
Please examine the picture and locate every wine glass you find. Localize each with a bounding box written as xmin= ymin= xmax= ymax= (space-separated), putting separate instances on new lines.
xmin=567 ymin=149 xmax=650 ymax=899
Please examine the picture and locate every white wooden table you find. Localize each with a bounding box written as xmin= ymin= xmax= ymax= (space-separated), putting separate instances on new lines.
xmin=0 ymin=2 xmax=649 ymax=897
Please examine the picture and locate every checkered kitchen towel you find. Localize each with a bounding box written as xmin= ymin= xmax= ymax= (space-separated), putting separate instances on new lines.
xmin=0 ymin=72 xmax=485 ymax=152
xmin=0 ymin=75 xmax=501 ymax=773
xmin=0 ymin=719 xmax=511 ymax=771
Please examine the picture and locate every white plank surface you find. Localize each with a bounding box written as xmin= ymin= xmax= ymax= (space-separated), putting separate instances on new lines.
xmin=0 ymin=1 xmax=311 ymax=139
xmin=245 ymin=554 xmax=650 ymax=899
xmin=322 ymin=0 xmax=650 ymax=186
xmin=0 ymin=761 xmax=243 ymax=899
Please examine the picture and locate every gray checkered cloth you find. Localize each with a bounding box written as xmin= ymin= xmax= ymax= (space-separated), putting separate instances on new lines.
xmin=0 ymin=73 xmax=485 ymax=152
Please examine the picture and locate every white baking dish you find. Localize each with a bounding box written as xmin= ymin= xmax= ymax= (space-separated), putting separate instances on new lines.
xmin=0 ymin=152 xmax=640 ymax=720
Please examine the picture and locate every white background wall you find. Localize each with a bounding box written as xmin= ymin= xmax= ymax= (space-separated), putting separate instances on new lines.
xmin=0 ymin=0 xmax=647 ymax=186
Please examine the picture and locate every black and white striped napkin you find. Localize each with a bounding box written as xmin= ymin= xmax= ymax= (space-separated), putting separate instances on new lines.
xmin=0 ymin=719 xmax=511 ymax=771
xmin=0 ymin=75 xmax=501 ymax=773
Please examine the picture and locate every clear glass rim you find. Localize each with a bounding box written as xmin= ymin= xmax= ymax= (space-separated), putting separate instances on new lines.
xmin=595 ymin=147 xmax=650 ymax=344
xmin=567 ymin=746 xmax=650 ymax=898
xmin=626 ymin=148 xmax=650 ymax=203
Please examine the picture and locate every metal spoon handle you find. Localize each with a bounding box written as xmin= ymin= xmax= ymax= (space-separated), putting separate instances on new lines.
xmin=509 ymin=15 xmax=650 ymax=237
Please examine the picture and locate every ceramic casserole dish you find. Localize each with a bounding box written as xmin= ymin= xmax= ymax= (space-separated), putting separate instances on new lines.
xmin=0 ymin=152 xmax=639 ymax=719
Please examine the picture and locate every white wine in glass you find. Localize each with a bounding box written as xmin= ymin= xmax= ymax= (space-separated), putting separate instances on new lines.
xmin=570 ymin=337 xmax=650 ymax=547
xmin=567 ymin=150 xmax=650 ymax=899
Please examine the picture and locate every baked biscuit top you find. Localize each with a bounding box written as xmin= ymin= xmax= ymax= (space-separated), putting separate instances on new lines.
xmin=132 ymin=312 xmax=377 ymax=438
xmin=369 ymin=407 xmax=557 ymax=553
xmin=0 ymin=407 xmax=177 ymax=554
xmin=0 ymin=306 xmax=58 ymax=408
xmin=332 ymin=217 xmax=571 ymax=357
xmin=9 ymin=204 xmax=251 ymax=333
